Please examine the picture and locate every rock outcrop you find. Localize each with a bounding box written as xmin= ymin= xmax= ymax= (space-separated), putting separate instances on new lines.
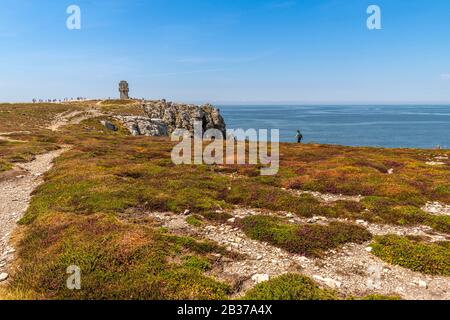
xmin=114 ymin=100 xmax=226 ymax=138
xmin=115 ymin=116 xmax=168 ymax=137
xmin=142 ymin=100 xmax=226 ymax=137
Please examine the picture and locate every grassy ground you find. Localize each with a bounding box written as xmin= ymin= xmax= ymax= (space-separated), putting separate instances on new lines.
xmin=243 ymin=274 xmax=337 ymax=300
xmin=1 ymin=101 xmax=449 ymax=300
xmin=238 ymin=215 xmax=372 ymax=257
xmin=371 ymin=235 xmax=450 ymax=276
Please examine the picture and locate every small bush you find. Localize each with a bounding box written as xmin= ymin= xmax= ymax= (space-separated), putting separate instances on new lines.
xmin=243 ymin=274 xmax=337 ymax=300
xmin=182 ymin=256 xmax=212 ymax=272
xmin=186 ymin=215 xmax=204 ymax=227
xmin=239 ymin=215 xmax=372 ymax=257
xmin=371 ymin=235 xmax=450 ymax=276
xmin=200 ymin=211 xmax=233 ymax=223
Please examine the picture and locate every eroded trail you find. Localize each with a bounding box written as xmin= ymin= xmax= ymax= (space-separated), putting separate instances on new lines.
xmin=47 ymin=109 xmax=104 ymax=131
xmin=142 ymin=208 xmax=449 ymax=300
xmin=0 ymin=147 xmax=69 ymax=281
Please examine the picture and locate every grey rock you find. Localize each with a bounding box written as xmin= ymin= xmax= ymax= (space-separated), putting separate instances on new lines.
xmin=115 ymin=116 xmax=168 ymax=137
xmin=100 ymin=120 xmax=118 ymax=131
xmin=142 ymin=100 xmax=226 ymax=137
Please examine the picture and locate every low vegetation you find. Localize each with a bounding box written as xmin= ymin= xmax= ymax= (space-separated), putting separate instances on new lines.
xmin=371 ymin=235 xmax=450 ymax=276
xmin=1 ymin=101 xmax=449 ymax=300
xmin=243 ymin=274 xmax=337 ymax=300
xmin=11 ymin=213 xmax=231 ymax=299
xmin=238 ymin=215 xmax=372 ymax=257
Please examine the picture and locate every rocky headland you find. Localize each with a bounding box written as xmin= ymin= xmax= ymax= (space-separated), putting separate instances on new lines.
xmin=114 ymin=100 xmax=226 ymax=137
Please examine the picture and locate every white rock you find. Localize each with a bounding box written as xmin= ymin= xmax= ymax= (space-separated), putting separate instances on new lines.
xmin=0 ymin=273 xmax=8 ymax=282
xmin=365 ymin=247 xmax=373 ymax=252
xmin=227 ymin=218 xmax=236 ymax=223
xmin=388 ymin=168 xmax=394 ymax=175
xmin=313 ymin=275 xmax=342 ymax=289
xmin=183 ymin=209 xmax=190 ymax=215
xmin=414 ymin=280 xmax=428 ymax=289
xmin=252 ymin=274 xmax=270 ymax=284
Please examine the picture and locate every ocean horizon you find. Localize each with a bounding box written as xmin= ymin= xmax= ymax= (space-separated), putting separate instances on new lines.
xmin=219 ymin=105 xmax=450 ymax=149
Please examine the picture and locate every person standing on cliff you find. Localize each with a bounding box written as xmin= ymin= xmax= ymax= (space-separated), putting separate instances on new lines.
xmin=296 ymin=130 xmax=303 ymax=143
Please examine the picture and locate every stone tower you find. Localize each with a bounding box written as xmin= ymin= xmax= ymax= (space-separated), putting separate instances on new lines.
xmin=119 ymin=81 xmax=129 ymax=100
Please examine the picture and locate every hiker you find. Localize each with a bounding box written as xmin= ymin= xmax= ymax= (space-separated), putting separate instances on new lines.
xmin=296 ymin=130 xmax=303 ymax=143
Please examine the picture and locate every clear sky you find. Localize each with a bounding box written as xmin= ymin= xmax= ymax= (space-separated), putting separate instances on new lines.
xmin=1 ymin=0 xmax=450 ymax=103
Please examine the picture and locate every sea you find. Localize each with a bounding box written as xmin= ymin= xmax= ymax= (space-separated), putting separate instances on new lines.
xmin=219 ymin=105 xmax=450 ymax=149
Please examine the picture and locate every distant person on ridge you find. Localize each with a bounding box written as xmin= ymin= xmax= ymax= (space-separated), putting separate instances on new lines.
xmin=296 ymin=130 xmax=303 ymax=143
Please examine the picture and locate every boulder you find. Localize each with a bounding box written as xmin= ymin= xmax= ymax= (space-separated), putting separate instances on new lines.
xmin=100 ymin=120 xmax=118 ymax=131
xmin=115 ymin=116 xmax=168 ymax=137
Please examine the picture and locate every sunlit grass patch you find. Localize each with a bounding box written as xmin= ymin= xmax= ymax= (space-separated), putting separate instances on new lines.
xmin=238 ymin=215 xmax=371 ymax=257
xmin=12 ymin=212 xmax=232 ymax=300
xmin=0 ymin=158 xmax=12 ymax=172
xmin=243 ymin=274 xmax=337 ymax=300
xmin=371 ymin=235 xmax=450 ymax=276
xmin=360 ymin=197 xmax=449 ymax=233
xmin=186 ymin=215 xmax=204 ymax=227
xmin=225 ymin=180 xmax=334 ymax=218
xmin=0 ymin=137 xmax=60 ymax=172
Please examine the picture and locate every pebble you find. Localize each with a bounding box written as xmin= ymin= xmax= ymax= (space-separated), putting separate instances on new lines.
xmin=313 ymin=275 xmax=342 ymax=289
xmin=413 ymin=280 xmax=428 ymax=289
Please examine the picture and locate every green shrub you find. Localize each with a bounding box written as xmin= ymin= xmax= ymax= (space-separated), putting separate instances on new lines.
xmin=243 ymin=274 xmax=337 ymax=300
xmin=182 ymin=256 xmax=212 ymax=272
xmin=371 ymin=235 xmax=450 ymax=276
xmin=186 ymin=215 xmax=204 ymax=227
xmin=239 ymin=215 xmax=372 ymax=257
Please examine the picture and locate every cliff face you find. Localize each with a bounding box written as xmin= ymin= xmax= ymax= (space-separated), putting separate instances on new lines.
xmin=114 ymin=100 xmax=226 ymax=137
xmin=115 ymin=116 xmax=168 ymax=137
xmin=142 ymin=100 xmax=226 ymax=137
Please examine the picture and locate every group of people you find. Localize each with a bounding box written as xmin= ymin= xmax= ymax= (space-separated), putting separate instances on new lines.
xmin=32 ymin=97 xmax=87 ymax=103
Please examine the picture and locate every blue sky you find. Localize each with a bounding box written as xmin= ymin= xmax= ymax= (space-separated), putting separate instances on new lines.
xmin=1 ymin=0 xmax=450 ymax=103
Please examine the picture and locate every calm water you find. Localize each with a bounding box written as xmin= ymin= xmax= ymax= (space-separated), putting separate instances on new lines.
xmin=219 ymin=105 xmax=450 ymax=149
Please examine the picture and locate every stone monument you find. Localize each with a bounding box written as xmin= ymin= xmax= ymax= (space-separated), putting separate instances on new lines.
xmin=119 ymin=81 xmax=129 ymax=100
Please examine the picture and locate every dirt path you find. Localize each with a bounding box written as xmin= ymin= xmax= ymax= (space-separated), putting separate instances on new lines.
xmin=48 ymin=109 xmax=104 ymax=131
xmin=0 ymin=131 xmax=31 ymax=143
xmin=141 ymin=208 xmax=449 ymax=300
xmin=1 ymin=106 xmax=104 ymax=283
xmin=0 ymin=147 xmax=69 ymax=282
